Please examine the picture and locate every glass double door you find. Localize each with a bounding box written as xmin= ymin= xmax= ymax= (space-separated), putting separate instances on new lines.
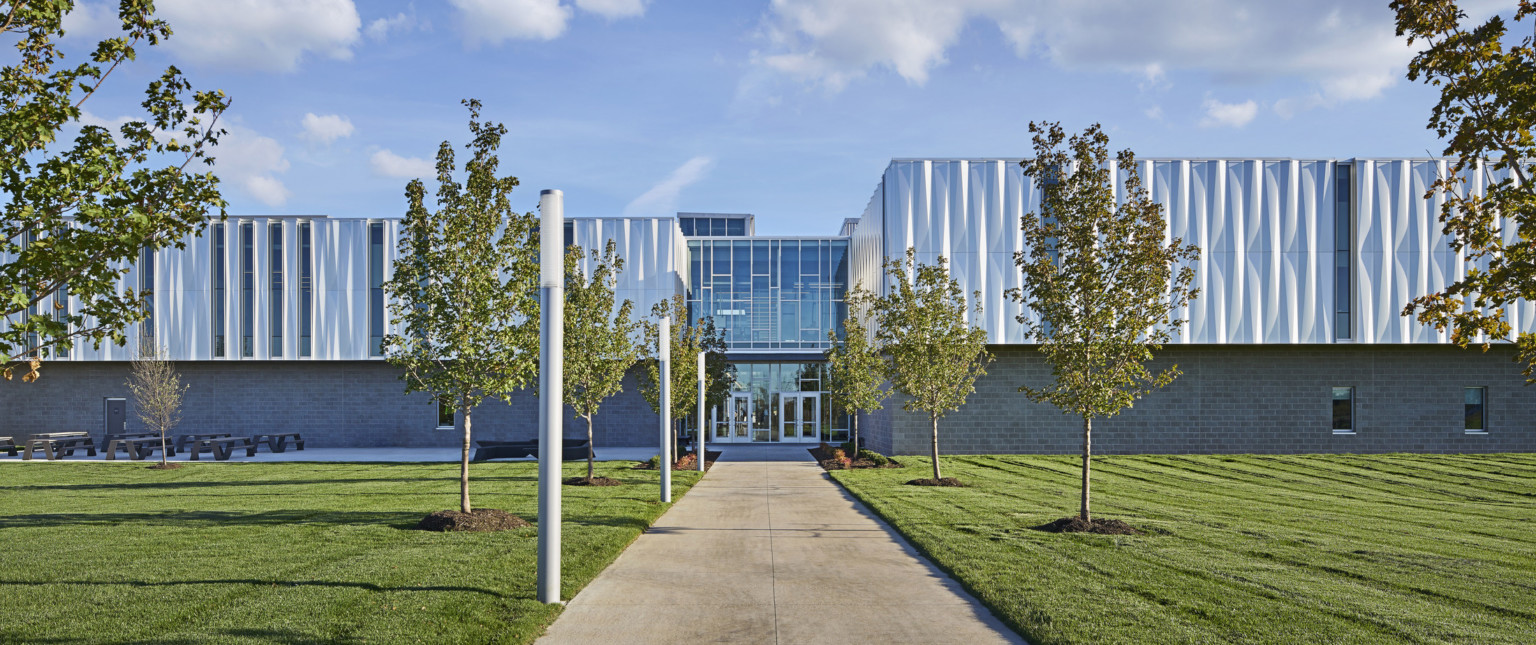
xmin=779 ymin=393 xmax=820 ymax=443
xmin=710 ymin=391 xmax=822 ymax=443
xmin=712 ymin=393 xmax=753 ymax=443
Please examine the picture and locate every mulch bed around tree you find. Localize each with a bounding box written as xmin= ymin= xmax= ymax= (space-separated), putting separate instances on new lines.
xmin=1033 ymin=516 xmax=1143 ymax=535
xmin=415 ymin=509 xmax=530 ymax=532
xmin=905 ymin=477 xmax=966 ymax=487
xmin=564 ymin=476 xmax=624 ymax=486
xmin=147 ymin=463 xmax=183 ymax=470
xmin=808 ymin=446 xmax=903 ymax=471
xmin=631 ymin=450 xmax=721 ymax=471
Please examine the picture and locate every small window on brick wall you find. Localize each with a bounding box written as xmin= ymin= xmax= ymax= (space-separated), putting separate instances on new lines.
xmin=436 ymin=398 xmax=455 ymax=430
xmin=1331 ymin=387 xmax=1354 ymax=434
xmin=1465 ymin=387 xmax=1487 ymax=433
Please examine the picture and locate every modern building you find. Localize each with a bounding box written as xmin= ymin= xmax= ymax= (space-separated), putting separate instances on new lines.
xmin=4 ymin=158 xmax=1534 ymax=455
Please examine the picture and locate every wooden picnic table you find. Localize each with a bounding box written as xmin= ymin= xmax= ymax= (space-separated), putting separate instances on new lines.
xmin=22 ymin=432 xmax=97 ymax=461
xmin=251 ymin=432 xmax=305 ymax=453
xmin=104 ymin=432 xmax=161 ymax=454
xmin=186 ymin=436 xmax=257 ymax=461
xmin=104 ymin=436 xmax=176 ymax=461
xmin=174 ymin=433 xmax=231 ymax=452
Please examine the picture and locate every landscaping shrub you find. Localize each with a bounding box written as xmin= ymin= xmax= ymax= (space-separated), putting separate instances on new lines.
xmin=856 ymin=449 xmax=890 ymax=467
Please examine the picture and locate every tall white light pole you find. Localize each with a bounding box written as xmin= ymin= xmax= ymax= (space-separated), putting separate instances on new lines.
xmin=537 ymin=189 xmax=564 ymax=605
xmin=696 ymin=352 xmax=706 ymax=472
xmin=658 ymin=315 xmax=672 ymax=502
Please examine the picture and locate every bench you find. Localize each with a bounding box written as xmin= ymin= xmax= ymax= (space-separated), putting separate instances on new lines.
xmin=104 ymin=432 xmax=161 ymax=455
xmin=252 ymin=432 xmax=305 ymax=453
xmin=186 ymin=437 xmax=256 ymax=461
xmin=22 ymin=432 xmax=97 ymax=461
xmin=472 ymin=438 xmax=591 ymax=462
xmin=104 ymin=437 xmax=176 ymax=461
xmin=174 ymin=433 xmax=232 ymax=452
xmin=1 ymin=436 xmax=14 ymax=457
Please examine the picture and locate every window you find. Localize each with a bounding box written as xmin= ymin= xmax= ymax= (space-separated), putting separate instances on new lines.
xmin=437 ymin=398 xmax=455 ymax=429
xmin=368 ymin=222 xmax=385 ymax=356
xmin=680 ymin=217 xmax=695 ymax=236
xmin=240 ymin=222 xmax=254 ymax=357
xmin=269 ymin=222 xmax=283 ymax=357
xmin=1465 ymin=387 xmax=1487 ymax=433
xmin=212 ymin=223 xmax=226 ymax=357
xmin=298 ymin=221 xmax=312 ymax=357
xmin=1334 ymin=164 xmax=1352 ymax=340
xmin=139 ymin=245 xmax=154 ymax=343
xmin=1332 ymin=387 xmax=1354 ymax=433
xmin=53 ymin=280 xmax=68 ymax=358
xmin=726 ymin=218 xmax=745 ymax=236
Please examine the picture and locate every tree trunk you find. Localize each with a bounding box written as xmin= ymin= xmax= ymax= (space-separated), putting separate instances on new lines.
xmin=586 ymin=414 xmax=595 ymax=480
xmin=460 ymin=395 xmax=472 ymax=514
xmin=1080 ymin=416 xmax=1091 ymax=522
xmin=159 ymin=430 xmax=168 ymax=467
xmin=852 ymin=413 xmax=860 ymax=455
xmin=930 ymin=414 xmax=942 ymax=481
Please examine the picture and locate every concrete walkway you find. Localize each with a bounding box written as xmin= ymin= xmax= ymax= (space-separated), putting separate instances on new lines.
xmin=537 ymin=444 xmax=1024 ymax=645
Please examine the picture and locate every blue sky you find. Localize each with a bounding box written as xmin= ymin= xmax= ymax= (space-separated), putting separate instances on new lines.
xmin=59 ymin=0 xmax=1509 ymax=235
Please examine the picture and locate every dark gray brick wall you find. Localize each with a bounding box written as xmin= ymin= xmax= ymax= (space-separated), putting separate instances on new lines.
xmin=863 ymin=345 xmax=1536 ymax=456
xmin=0 ymin=361 xmax=662 ymax=449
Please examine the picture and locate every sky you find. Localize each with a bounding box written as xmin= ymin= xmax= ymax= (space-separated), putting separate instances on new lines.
xmin=53 ymin=0 xmax=1515 ymax=235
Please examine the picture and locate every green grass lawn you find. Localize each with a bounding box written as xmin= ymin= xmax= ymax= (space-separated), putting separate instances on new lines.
xmin=830 ymin=453 xmax=1536 ymax=645
xmin=0 ymin=460 xmax=699 ymax=644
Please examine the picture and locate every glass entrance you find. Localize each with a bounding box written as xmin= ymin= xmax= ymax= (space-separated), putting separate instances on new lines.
xmin=778 ymin=393 xmax=820 ymax=443
xmin=714 ymin=392 xmax=755 ymax=443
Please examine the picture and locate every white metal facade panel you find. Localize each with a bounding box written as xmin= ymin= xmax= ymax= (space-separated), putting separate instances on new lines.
xmin=863 ymin=158 xmax=1534 ymax=345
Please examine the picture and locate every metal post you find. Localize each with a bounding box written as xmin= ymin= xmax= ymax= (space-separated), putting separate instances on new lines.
xmin=537 ymin=189 xmax=564 ymax=605
xmin=659 ymin=316 xmax=672 ymax=503
xmin=697 ymin=351 xmax=706 ymax=472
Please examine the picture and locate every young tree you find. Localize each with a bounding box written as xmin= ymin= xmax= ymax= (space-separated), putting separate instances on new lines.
xmin=637 ymin=295 xmax=733 ymax=462
xmin=1012 ymin=122 xmax=1200 ymax=523
xmin=125 ymin=342 xmax=187 ymax=468
xmin=825 ymin=302 xmax=885 ymax=454
xmin=564 ymin=240 xmax=641 ymax=481
xmin=848 ymin=249 xmax=992 ymax=482
xmin=1 ymin=2 xmax=229 ymax=381
xmin=383 ymin=99 xmax=540 ymax=514
xmin=1392 ymin=1 xmax=1536 ymax=382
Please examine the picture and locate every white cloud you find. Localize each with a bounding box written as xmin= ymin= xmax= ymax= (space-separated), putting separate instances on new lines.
xmin=1199 ymin=98 xmax=1258 ymax=128
xmin=365 ymin=12 xmax=415 ymax=41
xmin=575 ymin=0 xmax=648 ymax=19
xmin=759 ymin=0 xmax=1422 ymax=105
xmin=156 ymin=0 xmax=361 ymax=72
xmin=624 ymin=156 xmax=713 ymax=216
xmin=300 ymin=113 xmax=355 ymax=144
xmin=449 ymin=0 xmax=572 ymax=46
xmin=370 ymin=149 xmax=435 ymax=180
xmin=60 ymin=2 xmax=117 ymax=40
xmin=215 ymin=126 xmax=292 ymax=207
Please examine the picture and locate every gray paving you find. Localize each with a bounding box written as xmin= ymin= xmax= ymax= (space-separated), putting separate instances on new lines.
xmin=537 ymin=443 xmax=1025 ymax=645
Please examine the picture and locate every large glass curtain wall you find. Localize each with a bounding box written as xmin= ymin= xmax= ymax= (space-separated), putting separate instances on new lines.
xmin=696 ymin=362 xmax=850 ymax=443
xmin=686 ymin=239 xmax=849 ymax=350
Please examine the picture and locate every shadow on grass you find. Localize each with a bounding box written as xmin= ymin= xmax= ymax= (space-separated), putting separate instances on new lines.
xmin=2 ymin=627 xmax=355 ymax=644
xmin=0 ymin=510 xmax=429 ymax=529
xmin=0 ymin=577 xmax=508 ymax=598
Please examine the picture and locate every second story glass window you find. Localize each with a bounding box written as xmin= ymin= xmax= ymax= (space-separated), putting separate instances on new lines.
xmin=241 ymin=221 xmax=254 ymax=357
xmin=268 ymin=222 xmax=283 ymax=357
xmin=299 ymin=221 xmax=312 ymax=357
xmin=1335 ymin=164 xmax=1353 ymax=340
xmin=212 ymin=223 xmax=226 ymax=357
xmin=685 ymin=237 xmax=848 ymax=351
xmin=139 ymin=245 xmax=154 ymax=344
xmin=369 ymin=222 xmax=384 ymax=356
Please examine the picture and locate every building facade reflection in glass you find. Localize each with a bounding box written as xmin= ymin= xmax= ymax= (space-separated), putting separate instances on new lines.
xmin=686 ymin=238 xmax=849 ymax=351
